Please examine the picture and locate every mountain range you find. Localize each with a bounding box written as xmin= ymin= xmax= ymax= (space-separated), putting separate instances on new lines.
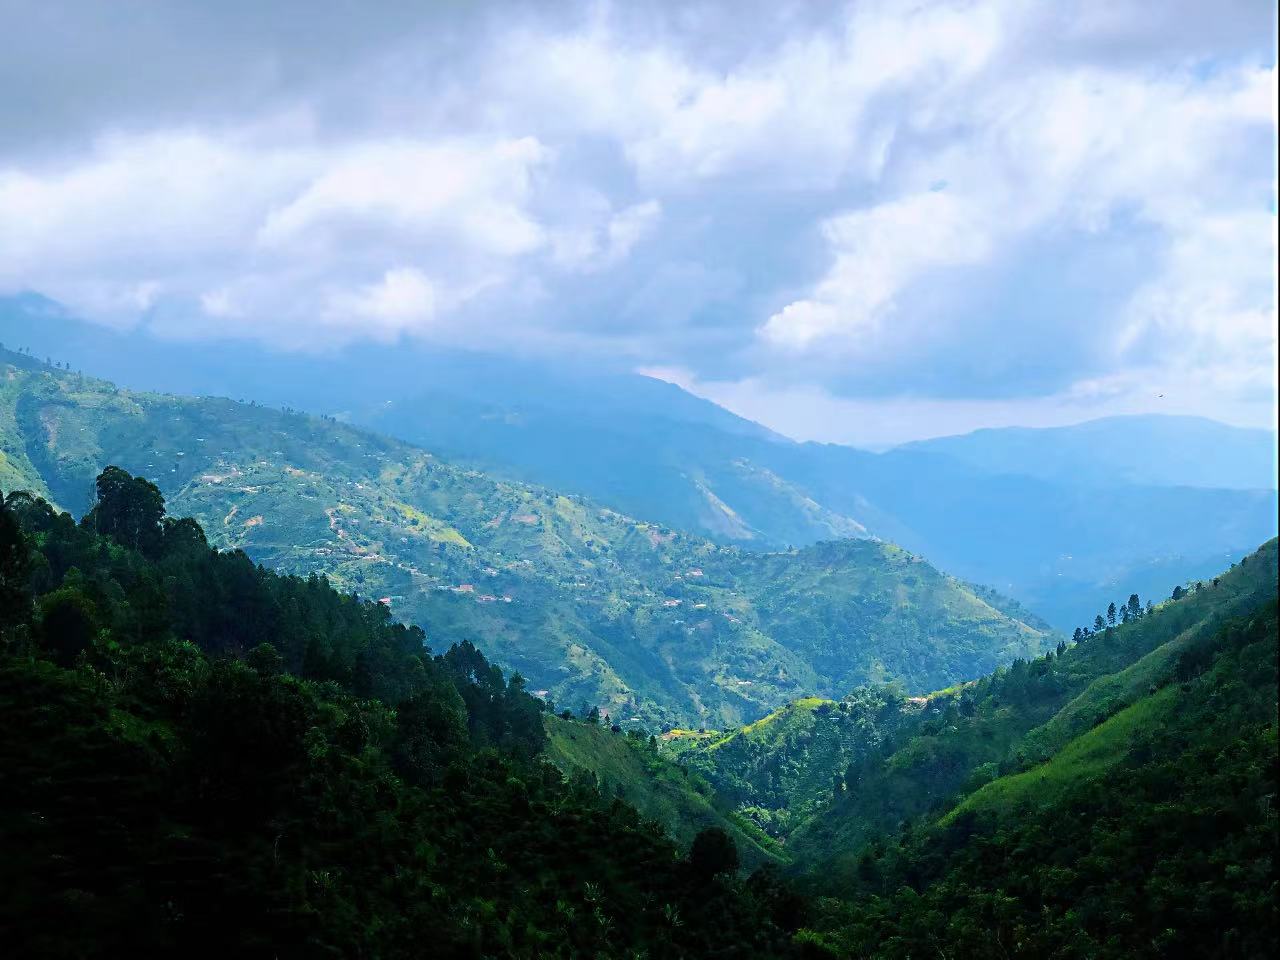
xmin=4 ymin=295 xmax=1276 ymax=631
xmin=1 ymin=347 xmax=1049 ymax=728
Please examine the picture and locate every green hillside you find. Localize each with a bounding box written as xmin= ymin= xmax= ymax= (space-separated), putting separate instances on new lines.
xmin=785 ymin=538 xmax=1277 ymax=874
xmin=0 ymin=352 xmax=1050 ymax=728
xmin=542 ymin=715 xmax=782 ymax=868
xmin=0 ymin=476 xmax=806 ymax=958
xmin=653 ymin=540 xmax=1278 ymax=955
xmin=665 ymin=688 xmax=910 ymax=839
xmin=805 ymin=581 xmax=1278 ymax=957
xmin=663 ymin=540 xmax=1275 ymax=846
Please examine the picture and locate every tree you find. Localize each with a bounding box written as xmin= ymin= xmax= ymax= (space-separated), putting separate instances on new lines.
xmin=162 ymin=516 xmax=208 ymax=555
xmin=84 ymin=466 xmax=166 ymax=555
xmin=1107 ymin=602 xmax=1117 ymax=627
xmin=1127 ymin=594 xmax=1142 ymax=620
xmin=37 ymin=586 xmax=99 ymax=666
xmin=1072 ymin=628 xmax=1082 ymax=643
xmin=1094 ymin=615 xmax=1106 ymax=633
xmin=688 ymin=827 xmax=739 ymax=881
xmin=0 ymin=493 xmax=32 ymax=636
xmin=391 ymin=692 xmax=469 ymax=787
xmin=1172 ymin=585 xmax=1186 ymax=601
xmin=245 ymin=642 xmax=285 ymax=677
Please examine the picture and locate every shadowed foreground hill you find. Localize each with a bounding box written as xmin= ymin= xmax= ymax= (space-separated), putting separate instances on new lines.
xmin=0 ymin=478 xmax=808 ymax=959
xmin=0 ymin=350 xmax=1049 ymax=728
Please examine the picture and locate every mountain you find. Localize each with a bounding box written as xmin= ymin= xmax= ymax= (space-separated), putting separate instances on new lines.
xmin=899 ymin=414 xmax=1277 ymax=490
xmin=0 ymin=482 xmax=804 ymax=959
xmin=0 ymin=349 xmax=1050 ymax=728
xmin=4 ymin=297 xmax=1275 ymax=632
xmin=669 ymin=539 xmax=1278 ymax=956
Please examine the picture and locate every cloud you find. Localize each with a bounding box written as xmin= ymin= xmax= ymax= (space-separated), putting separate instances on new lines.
xmin=0 ymin=0 xmax=1275 ymax=433
xmin=550 ymin=199 xmax=663 ymax=271
xmin=653 ymin=365 xmax=1277 ymax=448
xmin=756 ymin=58 xmax=1276 ymax=410
xmin=324 ymin=267 xmax=440 ymax=337
xmin=0 ymin=127 xmax=638 ymax=346
xmin=760 ymin=190 xmax=991 ymax=349
xmin=257 ymin=138 xmax=549 ymax=257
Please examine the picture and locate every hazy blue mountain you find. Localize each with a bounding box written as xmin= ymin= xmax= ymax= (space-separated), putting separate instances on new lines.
xmin=899 ymin=415 xmax=1277 ymax=490
xmin=5 ymin=295 xmax=1276 ymax=630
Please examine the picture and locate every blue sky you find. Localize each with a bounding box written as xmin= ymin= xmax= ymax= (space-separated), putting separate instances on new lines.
xmin=0 ymin=0 xmax=1275 ymax=445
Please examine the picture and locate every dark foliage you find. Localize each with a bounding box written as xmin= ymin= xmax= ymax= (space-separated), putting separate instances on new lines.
xmin=804 ymin=600 xmax=1279 ymax=959
xmin=0 ymin=471 xmax=800 ymax=958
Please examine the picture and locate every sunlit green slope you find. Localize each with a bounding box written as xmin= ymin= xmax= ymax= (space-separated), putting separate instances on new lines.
xmin=542 ymin=715 xmax=782 ymax=868
xmin=787 ymin=537 xmax=1277 ymax=881
xmin=1 ymin=351 xmax=1051 ymax=727
xmin=800 ymin=552 xmax=1278 ymax=958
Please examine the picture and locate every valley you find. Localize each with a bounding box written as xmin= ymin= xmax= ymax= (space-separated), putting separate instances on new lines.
xmin=2 ymin=350 xmax=1275 ymax=958
xmin=3 ymin=4 xmax=1276 ymax=955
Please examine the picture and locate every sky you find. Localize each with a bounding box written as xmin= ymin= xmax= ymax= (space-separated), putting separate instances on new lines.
xmin=0 ymin=0 xmax=1276 ymax=447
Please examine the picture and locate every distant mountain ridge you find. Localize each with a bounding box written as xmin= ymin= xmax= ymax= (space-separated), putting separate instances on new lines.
xmin=0 ymin=348 xmax=1050 ymax=728
xmin=4 ymin=295 xmax=1277 ymax=630
xmin=899 ymin=414 xmax=1277 ymax=490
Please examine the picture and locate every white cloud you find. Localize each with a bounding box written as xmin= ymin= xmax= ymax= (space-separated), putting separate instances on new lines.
xmin=494 ymin=0 xmax=1008 ymax=188
xmin=0 ymin=129 xmax=634 ymax=345
xmin=0 ymin=0 xmax=1274 ymax=435
xmin=758 ymin=59 xmax=1277 ymax=398
xmin=257 ymin=138 xmax=550 ymax=257
xmin=324 ymin=267 xmax=440 ymax=336
xmin=550 ymin=199 xmax=662 ymax=271
xmin=657 ymin=366 xmax=1277 ymax=449
xmin=760 ymin=190 xmax=991 ymax=349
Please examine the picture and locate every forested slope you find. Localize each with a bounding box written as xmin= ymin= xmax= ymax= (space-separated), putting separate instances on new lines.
xmin=661 ymin=540 xmax=1277 ymax=955
xmin=1 ymin=351 xmax=1049 ymax=727
xmin=0 ymin=473 xmax=806 ymax=958
xmin=542 ymin=714 xmax=782 ymax=868
xmin=787 ymin=538 xmax=1277 ymax=875
xmin=804 ymin=581 xmax=1278 ymax=957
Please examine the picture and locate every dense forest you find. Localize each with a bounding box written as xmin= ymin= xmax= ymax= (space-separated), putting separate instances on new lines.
xmin=812 ymin=603 xmax=1279 ymax=957
xmin=3 ymin=465 xmax=1276 ymax=957
xmin=0 ymin=470 xmax=805 ymax=958
xmin=665 ymin=538 xmax=1279 ymax=957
